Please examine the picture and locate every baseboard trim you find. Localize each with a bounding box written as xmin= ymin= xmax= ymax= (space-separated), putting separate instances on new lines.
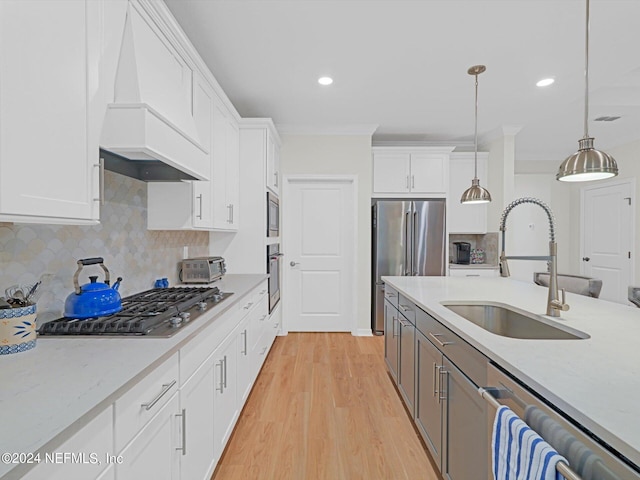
xmin=353 ymin=328 xmax=373 ymax=336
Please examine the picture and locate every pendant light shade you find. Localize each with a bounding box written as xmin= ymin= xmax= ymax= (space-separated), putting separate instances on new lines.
xmin=461 ymin=65 xmax=491 ymax=204
xmin=557 ymin=0 xmax=618 ymax=182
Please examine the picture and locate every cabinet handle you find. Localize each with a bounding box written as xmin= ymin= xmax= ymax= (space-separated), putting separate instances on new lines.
xmin=196 ymin=194 xmax=203 ymax=220
xmin=141 ymin=380 xmax=176 ymax=411
xmin=259 ymin=289 xmax=267 ymax=295
xmin=260 ymin=346 xmax=268 ymax=355
xmin=439 ymin=368 xmax=448 ymax=402
xmin=433 ymin=362 xmax=438 ymax=397
xmin=392 ymin=316 xmax=398 ymax=337
xmin=385 ymin=292 xmax=397 ymax=298
xmin=398 ymin=304 xmax=412 ymax=313
xmin=241 ymin=329 xmax=247 ymax=355
xmin=406 ymin=175 xmax=410 ymax=189
xmin=231 ymin=204 xmax=234 ymax=223
xmin=259 ymin=314 xmax=267 ymax=321
xmin=411 ymin=175 xmax=415 ymax=189
xmin=227 ymin=204 xmax=233 ymax=223
xmin=273 ymin=322 xmax=279 ymax=329
xmin=274 ymin=171 xmax=278 ymax=187
xmin=428 ymin=332 xmax=453 ymax=348
xmin=398 ymin=318 xmax=412 ymax=328
xmin=93 ymin=158 xmax=105 ymax=205
xmin=175 ymin=409 xmax=187 ymax=455
xmin=223 ymin=355 xmax=228 ymax=389
xmin=243 ymin=302 xmax=254 ymax=310
xmin=216 ymin=360 xmax=224 ymax=393
xmin=466 ymin=274 xmax=480 ymax=277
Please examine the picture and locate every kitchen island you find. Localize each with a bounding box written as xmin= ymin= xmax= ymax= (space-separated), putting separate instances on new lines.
xmin=382 ymin=275 xmax=640 ymax=471
xmin=0 ymin=274 xmax=270 ymax=480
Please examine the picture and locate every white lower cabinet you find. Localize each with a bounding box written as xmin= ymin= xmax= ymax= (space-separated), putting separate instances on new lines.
xmin=236 ymin=317 xmax=253 ymax=404
xmin=449 ymin=267 xmax=499 ymax=277
xmin=116 ymin=393 xmax=181 ymax=480
xmin=213 ymin=334 xmax=239 ymax=459
xmin=21 ymin=281 xmax=271 ymax=480
xmin=179 ymin=358 xmax=216 ymax=480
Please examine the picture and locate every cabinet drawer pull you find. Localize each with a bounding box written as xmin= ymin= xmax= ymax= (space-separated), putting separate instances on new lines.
xmin=385 ymin=292 xmax=397 ymax=298
xmin=259 ymin=289 xmax=267 ymax=295
xmin=176 ymin=409 xmax=187 ymax=455
xmin=398 ymin=304 xmax=412 ymax=313
xmin=259 ymin=314 xmax=267 ymax=321
xmin=398 ymin=318 xmax=412 ymax=328
xmin=428 ymin=332 xmax=453 ymax=348
xmin=392 ymin=316 xmax=398 ymax=337
xmin=466 ymin=274 xmax=480 ymax=277
xmin=243 ymin=302 xmax=254 ymax=310
xmin=223 ymin=355 xmax=228 ymax=389
xmin=260 ymin=346 xmax=268 ymax=355
xmin=141 ymin=380 xmax=176 ymax=411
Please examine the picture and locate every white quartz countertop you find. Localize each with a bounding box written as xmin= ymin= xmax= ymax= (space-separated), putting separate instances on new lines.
xmin=0 ymin=274 xmax=267 ymax=480
xmin=382 ymin=276 xmax=640 ymax=467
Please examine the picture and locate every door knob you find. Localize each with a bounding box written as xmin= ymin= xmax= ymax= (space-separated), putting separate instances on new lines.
xmin=290 ymin=261 xmax=300 ymax=267
xmin=582 ymin=257 xmax=590 ymax=262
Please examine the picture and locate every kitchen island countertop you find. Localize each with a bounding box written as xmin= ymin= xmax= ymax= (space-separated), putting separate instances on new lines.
xmin=382 ymin=275 xmax=640 ymax=468
xmin=0 ymin=274 xmax=268 ymax=480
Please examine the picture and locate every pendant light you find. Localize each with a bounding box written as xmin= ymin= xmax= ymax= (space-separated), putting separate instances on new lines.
xmin=557 ymin=0 xmax=618 ymax=182
xmin=461 ymin=65 xmax=492 ymax=204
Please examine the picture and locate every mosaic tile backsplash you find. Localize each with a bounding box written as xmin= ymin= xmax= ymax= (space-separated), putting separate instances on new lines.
xmin=0 ymin=171 xmax=209 ymax=322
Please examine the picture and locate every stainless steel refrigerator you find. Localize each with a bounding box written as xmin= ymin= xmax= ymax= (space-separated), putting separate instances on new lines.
xmin=372 ymin=199 xmax=446 ymax=334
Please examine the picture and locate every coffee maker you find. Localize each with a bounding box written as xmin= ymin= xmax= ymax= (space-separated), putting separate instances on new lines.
xmin=453 ymin=242 xmax=471 ymax=265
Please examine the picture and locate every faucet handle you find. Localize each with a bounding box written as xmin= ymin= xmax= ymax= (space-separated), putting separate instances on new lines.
xmin=557 ymin=288 xmax=570 ymax=311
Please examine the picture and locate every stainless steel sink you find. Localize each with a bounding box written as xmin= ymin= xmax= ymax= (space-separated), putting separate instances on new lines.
xmin=441 ymin=301 xmax=589 ymax=340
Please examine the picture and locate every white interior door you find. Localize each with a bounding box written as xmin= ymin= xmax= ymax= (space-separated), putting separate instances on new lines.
xmin=582 ymin=180 xmax=634 ymax=303
xmin=284 ymin=177 xmax=356 ymax=332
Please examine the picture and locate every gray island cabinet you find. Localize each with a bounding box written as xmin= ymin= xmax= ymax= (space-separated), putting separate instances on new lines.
xmin=384 ymin=285 xmax=489 ymax=479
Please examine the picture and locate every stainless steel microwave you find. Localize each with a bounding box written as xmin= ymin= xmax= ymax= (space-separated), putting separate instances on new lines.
xmin=267 ymin=192 xmax=279 ymax=237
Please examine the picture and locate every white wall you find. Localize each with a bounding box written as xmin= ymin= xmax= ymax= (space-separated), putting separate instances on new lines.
xmin=507 ymin=174 xmax=571 ymax=283
xmin=279 ymin=134 xmax=373 ymax=334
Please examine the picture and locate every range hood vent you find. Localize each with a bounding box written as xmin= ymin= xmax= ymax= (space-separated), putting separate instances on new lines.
xmin=100 ymin=3 xmax=209 ymax=182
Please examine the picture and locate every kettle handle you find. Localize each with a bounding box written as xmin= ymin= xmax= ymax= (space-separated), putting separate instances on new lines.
xmin=79 ymin=257 xmax=104 ymax=266
xmin=73 ymin=258 xmax=111 ymax=294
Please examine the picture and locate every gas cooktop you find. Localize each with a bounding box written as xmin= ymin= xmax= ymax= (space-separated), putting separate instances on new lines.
xmin=38 ymin=286 xmax=233 ymax=337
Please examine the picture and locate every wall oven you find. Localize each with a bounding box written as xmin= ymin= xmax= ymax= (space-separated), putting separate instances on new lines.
xmin=267 ymin=243 xmax=282 ymax=313
xmin=267 ymin=192 xmax=279 ymax=237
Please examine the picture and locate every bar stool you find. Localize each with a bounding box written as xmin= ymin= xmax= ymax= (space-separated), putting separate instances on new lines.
xmin=533 ymin=272 xmax=602 ymax=298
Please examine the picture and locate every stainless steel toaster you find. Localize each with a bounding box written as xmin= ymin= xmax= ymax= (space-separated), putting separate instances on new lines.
xmin=181 ymin=257 xmax=226 ymax=283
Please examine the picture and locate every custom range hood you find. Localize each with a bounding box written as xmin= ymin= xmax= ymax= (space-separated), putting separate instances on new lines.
xmin=100 ymin=3 xmax=209 ymax=182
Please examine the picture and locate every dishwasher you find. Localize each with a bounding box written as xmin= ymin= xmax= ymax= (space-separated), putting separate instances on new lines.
xmin=481 ymin=363 xmax=639 ymax=480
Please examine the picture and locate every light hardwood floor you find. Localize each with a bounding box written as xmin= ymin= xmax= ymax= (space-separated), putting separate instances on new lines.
xmin=212 ymin=332 xmax=440 ymax=480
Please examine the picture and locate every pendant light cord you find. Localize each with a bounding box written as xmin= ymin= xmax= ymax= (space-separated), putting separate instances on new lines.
xmin=474 ymin=73 xmax=479 ymax=179
xmin=584 ymin=0 xmax=590 ymax=139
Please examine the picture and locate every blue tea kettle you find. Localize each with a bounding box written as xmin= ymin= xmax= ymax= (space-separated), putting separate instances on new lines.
xmin=64 ymin=258 xmax=123 ymax=319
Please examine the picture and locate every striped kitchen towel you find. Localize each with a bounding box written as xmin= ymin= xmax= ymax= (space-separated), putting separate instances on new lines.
xmin=493 ymin=405 xmax=568 ymax=480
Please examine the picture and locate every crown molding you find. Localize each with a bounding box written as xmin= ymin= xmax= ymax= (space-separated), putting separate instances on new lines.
xmin=276 ymin=124 xmax=379 ymax=136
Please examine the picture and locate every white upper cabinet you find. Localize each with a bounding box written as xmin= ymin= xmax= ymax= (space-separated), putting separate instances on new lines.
xmin=448 ymin=152 xmax=488 ymax=233
xmin=372 ymin=147 xmax=453 ymax=196
xmin=210 ymin=96 xmax=240 ymax=231
xmin=266 ymin=131 xmax=280 ymax=195
xmin=0 ymin=0 xmax=105 ymax=224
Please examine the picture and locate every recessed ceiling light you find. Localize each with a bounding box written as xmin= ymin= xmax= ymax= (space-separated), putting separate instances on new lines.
xmin=536 ymin=78 xmax=555 ymax=87
xmin=318 ymin=76 xmax=333 ymax=86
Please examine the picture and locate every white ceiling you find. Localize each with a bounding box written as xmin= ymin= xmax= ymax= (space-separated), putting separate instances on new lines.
xmin=165 ymin=0 xmax=640 ymax=162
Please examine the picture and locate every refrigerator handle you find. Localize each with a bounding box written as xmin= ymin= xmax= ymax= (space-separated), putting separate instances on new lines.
xmin=404 ymin=209 xmax=411 ymax=276
xmin=413 ymin=210 xmax=418 ymax=275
